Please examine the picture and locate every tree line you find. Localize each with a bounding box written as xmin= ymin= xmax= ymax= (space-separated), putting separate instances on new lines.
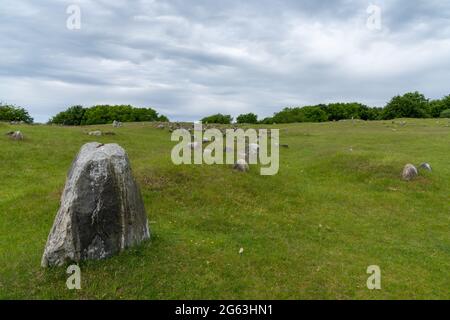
xmin=202 ymin=92 xmax=450 ymax=124
xmin=0 ymin=103 xmax=34 ymax=124
xmin=48 ymin=105 xmax=169 ymax=125
xmin=2 ymin=91 xmax=450 ymax=125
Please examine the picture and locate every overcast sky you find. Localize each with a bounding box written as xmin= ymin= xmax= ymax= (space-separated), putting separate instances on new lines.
xmin=1 ymin=0 xmax=449 ymax=122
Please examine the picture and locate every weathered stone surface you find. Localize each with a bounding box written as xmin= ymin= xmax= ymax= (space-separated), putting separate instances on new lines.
xmin=88 ymin=130 xmax=102 ymax=136
xmin=8 ymin=131 xmax=23 ymax=140
xmin=41 ymin=142 xmax=150 ymax=267
xmin=402 ymin=164 xmax=418 ymax=181
xmin=112 ymin=120 xmax=122 ymax=128
xmin=419 ymin=162 xmax=432 ymax=172
xmin=233 ymin=159 xmax=249 ymax=172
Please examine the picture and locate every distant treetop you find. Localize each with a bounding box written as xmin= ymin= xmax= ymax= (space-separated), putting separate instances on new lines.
xmin=49 ymin=104 xmax=169 ymax=125
xmin=0 ymin=103 xmax=34 ymax=124
xmin=201 ymin=113 xmax=233 ymax=124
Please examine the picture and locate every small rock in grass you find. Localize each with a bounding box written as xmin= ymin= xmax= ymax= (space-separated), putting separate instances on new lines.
xmin=419 ymin=163 xmax=432 ymax=172
xmin=8 ymin=131 xmax=23 ymax=140
xmin=88 ymin=130 xmax=102 ymax=136
xmin=233 ymin=159 xmax=249 ymax=172
xmin=402 ymin=164 xmax=418 ymax=181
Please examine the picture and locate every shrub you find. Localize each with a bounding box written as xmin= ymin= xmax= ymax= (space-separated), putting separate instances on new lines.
xmin=259 ymin=117 xmax=275 ymax=124
xmin=201 ymin=113 xmax=233 ymax=124
xmin=382 ymin=92 xmax=430 ymax=119
xmin=158 ymin=115 xmax=169 ymax=122
xmin=49 ymin=105 xmax=167 ymax=125
xmin=323 ymin=103 xmax=369 ymax=121
xmin=270 ymin=103 xmax=373 ymax=123
xmin=0 ymin=103 xmax=33 ymax=123
xmin=236 ymin=113 xmax=258 ymax=124
xmin=48 ymin=105 xmax=85 ymax=125
xmin=430 ymin=95 xmax=450 ymax=118
xmin=440 ymin=109 xmax=450 ymax=118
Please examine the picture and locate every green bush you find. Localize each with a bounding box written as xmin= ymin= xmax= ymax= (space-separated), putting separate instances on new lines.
xmin=440 ymin=109 xmax=450 ymax=118
xmin=270 ymin=103 xmax=375 ymax=124
xmin=236 ymin=113 xmax=258 ymax=124
xmin=324 ymin=103 xmax=367 ymax=121
xmin=430 ymin=95 xmax=450 ymax=118
xmin=201 ymin=113 xmax=233 ymax=124
xmin=382 ymin=92 xmax=430 ymax=119
xmin=49 ymin=105 xmax=167 ymax=125
xmin=259 ymin=117 xmax=275 ymax=124
xmin=48 ymin=105 xmax=85 ymax=125
xmin=0 ymin=103 xmax=33 ymax=123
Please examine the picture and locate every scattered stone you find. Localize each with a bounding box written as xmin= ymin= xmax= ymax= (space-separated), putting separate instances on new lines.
xmin=233 ymin=159 xmax=249 ymax=172
xmin=112 ymin=120 xmax=122 ymax=128
xmin=402 ymin=164 xmax=418 ymax=181
xmin=188 ymin=142 xmax=201 ymax=150
xmin=419 ymin=162 xmax=432 ymax=172
xmin=41 ymin=142 xmax=150 ymax=267
xmin=88 ymin=130 xmax=102 ymax=136
xmin=157 ymin=124 xmax=165 ymax=129
xmin=8 ymin=131 xmax=24 ymax=140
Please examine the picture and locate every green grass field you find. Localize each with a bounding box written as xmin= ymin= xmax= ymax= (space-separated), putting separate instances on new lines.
xmin=0 ymin=119 xmax=449 ymax=299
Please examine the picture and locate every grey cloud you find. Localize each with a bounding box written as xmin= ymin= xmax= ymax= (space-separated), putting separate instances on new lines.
xmin=0 ymin=0 xmax=449 ymax=123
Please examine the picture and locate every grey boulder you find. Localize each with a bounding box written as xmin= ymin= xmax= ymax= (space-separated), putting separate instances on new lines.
xmin=419 ymin=162 xmax=432 ymax=172
xmin=233 ymin=159 xmax=249 ymax=172
xmin=402 ymin=164 xmax=418 ymax=181
xmin=8 ymin=131 xmax=24 ymax=140
xmin=41 ymin=142 xmax=150 ymax=267
xmin=88 ymin=130 xmax=102 ymax=136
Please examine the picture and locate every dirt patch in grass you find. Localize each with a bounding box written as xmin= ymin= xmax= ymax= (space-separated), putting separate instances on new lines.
xmin=138 ymin=169 xmax=192 ymax=191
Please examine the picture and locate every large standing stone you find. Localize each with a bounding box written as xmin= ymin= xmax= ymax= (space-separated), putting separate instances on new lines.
xmin=41 ymin=142 xmax=150 ymax=267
